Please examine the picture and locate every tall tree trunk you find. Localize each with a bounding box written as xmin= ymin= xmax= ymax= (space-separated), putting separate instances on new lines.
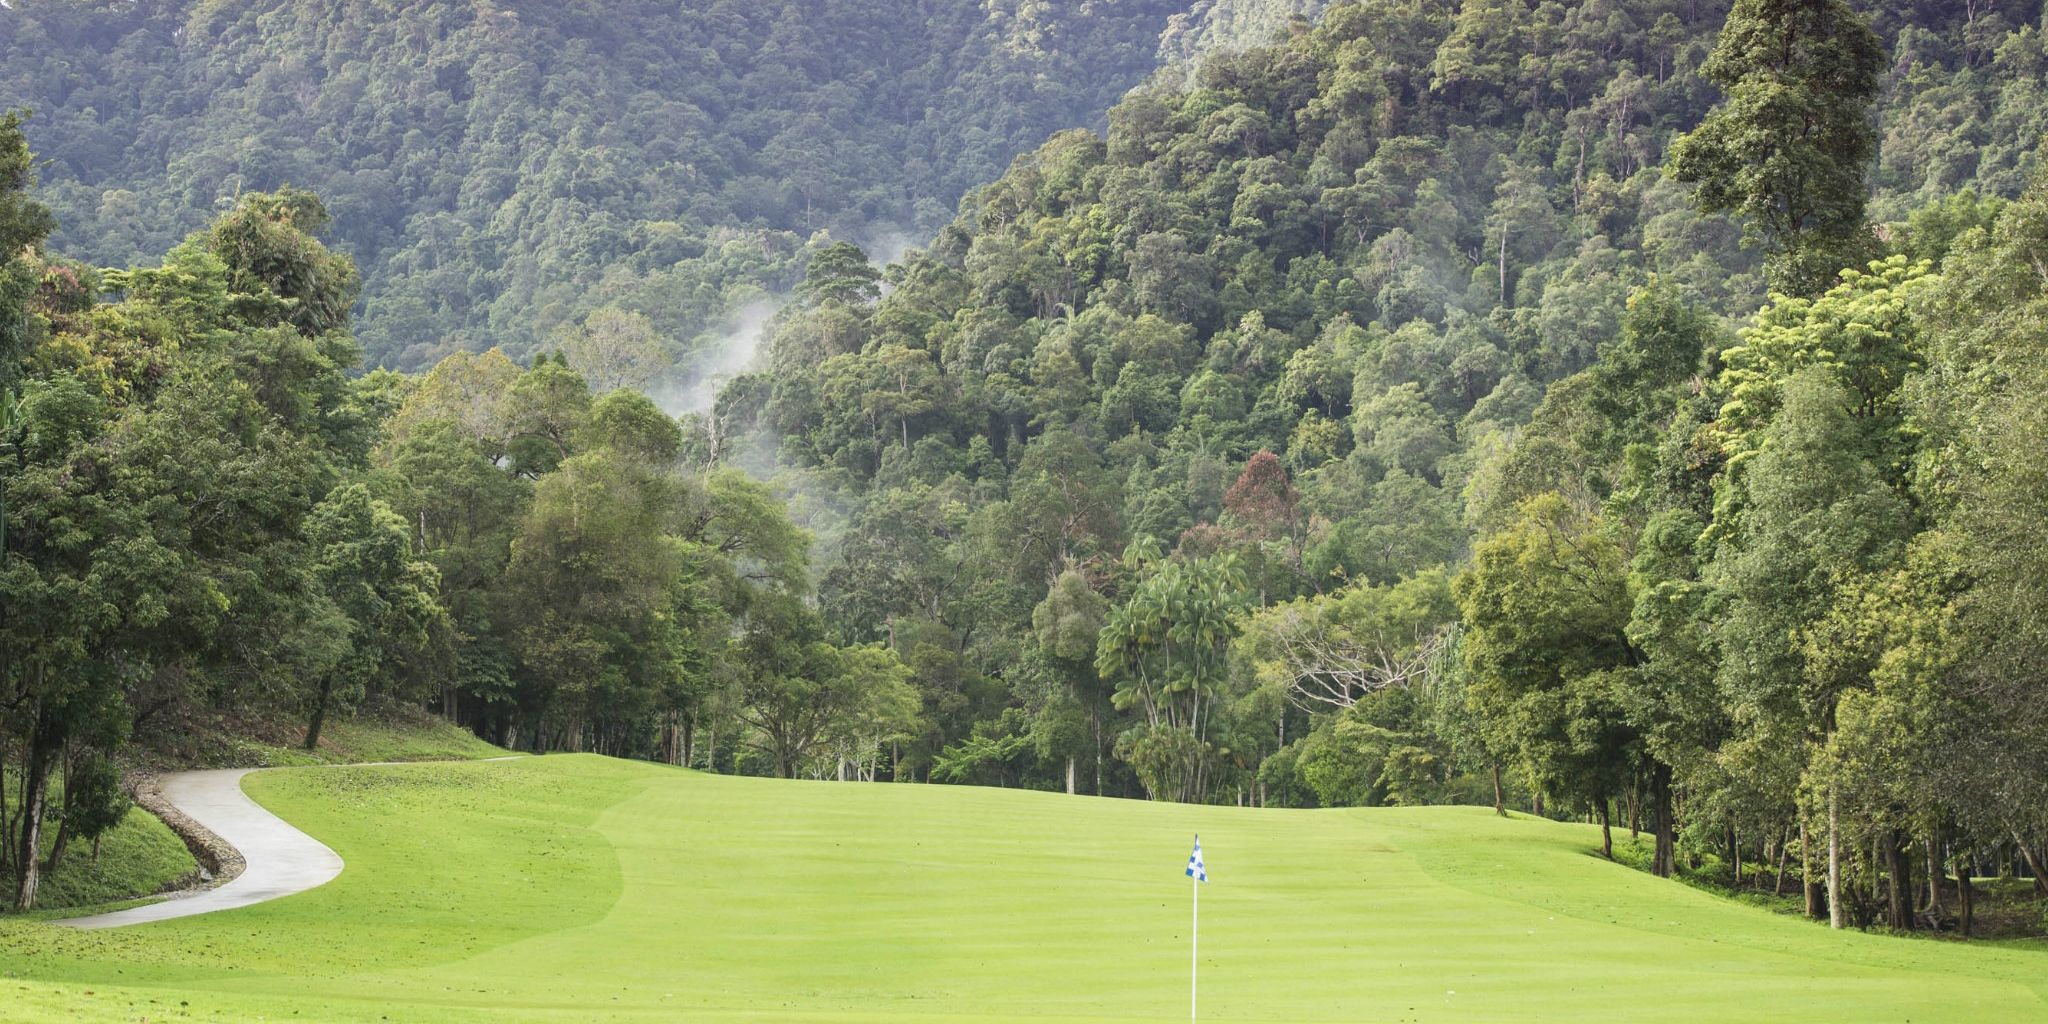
xmin=1774 ymin=830 xmax=1790 ymax=896
xmin=47 ymin=757 xmax=72 ymax=875
xmin=1923 ymin=832 xmax=1942 ymax=914
xmin=1490 ymin=763 xmax=1505 ymax=816
xmin=1497 ymin=230 xmax=1508 ymax=301
xmin=1597 ymin=796 xmax=1613 ymax=859
xmin=1886 ymin=831 xmax=1912 ymax=930
xmin=1955 ymin=851 xmax=1975 ymax=938
xmin=0 ymin=740 xmax=14 ymax=880
xmin=46 ymin=820 xmax=69 ymax=876
xmin=1802 ymin=820 xmax=1824 ymax=920
xmin=681 ymin=715 xmax=695 ymax=769
xmin=1094 ymin=708 xmax=1104 ymax=796
xmin=13 ymin=704 xmax=57 ymax=911
xmin=1827 ymin=788 xmax=1844 ymax=930
xmin=1727 ymin=824 xmax=1740 ymax=885
xmin=1065 ymin=756 xmax=1076 ymax=796
xmin=1651 ymin=762 xmax=1676 ymax=878
xmin=2011 ymin=831 xmax=2048 ymax=897
xmin=304 ymin=677 xmax=334 ymax=751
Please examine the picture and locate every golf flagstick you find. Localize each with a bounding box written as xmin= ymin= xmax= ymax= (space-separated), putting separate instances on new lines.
xmin=1186 ymin=836 xmax=1206 ymax=1022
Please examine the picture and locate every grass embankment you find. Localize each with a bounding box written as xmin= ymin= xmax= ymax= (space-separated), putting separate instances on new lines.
xmin=0 ymin=756 xmax=2043 ymax=1022
xmin=214 ymin=712 xmax=508 ymax=768
xmin=0 ymin=797 xmax=195 ymax=916
xmin=157 ymin=706 xmax=508 ymax=769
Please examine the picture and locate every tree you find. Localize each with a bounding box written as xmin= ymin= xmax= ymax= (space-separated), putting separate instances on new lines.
xmin=822 ymin=643 xmax=921 ymax=781
xmin=798 ymin=242 xmax=882 ymax=307
xmin=0 ymin=110 xmax=54 ymax=389
xmin=731 ymin=596 xmax=862 ymax=779
xmin=303 ymin=484 xmax=446 ymax=750
xmin=1095 ymin=554 xmax=1251 ymax=802
xmin=583 ymin=389 xmax=684 ymax=464
xmin=1237 ymin=569 xmax=1457 ymax=713
xmin=1485 ymin=161 xmax=1560 ymax=304
xmin=1455 ymin=494 xmax=1638 ymax=843
xmin=1129 ymin=233 xmax=1217 ymax=327
xmin=1352 ymin=382 xmax=1453 ymax=481
xmin=1031 ymin=569 xmax=1109 ymax=794
xmin=47 ymin=753 xmax=129 ymax=871
xmin=869 ymin=343 xmax=942 ymax=450
xmin=201 ymin=188 xmax=361 ymax=337
xmin=1709 ymin=372 xmax=1913 ymax=919
xmin=1668 ymin=0 xmax=1885 ymax=294
xmin=0 ymin=108 xmax=53 ymax=645
xmin=499 ymin=359 xmax=594 ymax=477
xmin=1306 ymin=471 xmax=1465 ymax=587
xmin=498 ymin=450 xmax=684 ymax=752
xmin=1222 ymin=451 xmax=1302 ymax=545
xmin=1006 ymin=428 xmax=1121 ymax=583
xmin=557 ymin=307 xmax=667 ymax=394
xmin=1716 ymin=256 xmax=1933 ymax=456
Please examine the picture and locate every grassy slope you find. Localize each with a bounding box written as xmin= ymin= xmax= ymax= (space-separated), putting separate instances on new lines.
xmin=0 ymin=756 xmax=2041 ymax=1023
xmin=195 ymin=712 xmax=510 ymax=769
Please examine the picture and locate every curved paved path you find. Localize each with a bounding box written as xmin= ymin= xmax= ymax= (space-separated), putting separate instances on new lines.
xmin=53 ymin=768 xmax=344 ymax=929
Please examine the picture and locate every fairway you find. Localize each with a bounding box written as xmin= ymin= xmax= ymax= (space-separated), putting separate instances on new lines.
xmin=1 ymin=756 xmax=2043 ymax=1023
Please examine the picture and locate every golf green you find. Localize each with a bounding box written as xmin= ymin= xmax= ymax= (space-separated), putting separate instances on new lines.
xmin=1 ymin=755 xmax=2042 ymax=1022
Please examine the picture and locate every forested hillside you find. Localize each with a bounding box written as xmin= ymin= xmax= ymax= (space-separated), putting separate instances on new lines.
xmin=7 ymin=0 xmax=2048 ymax=937
xmin=698 ymin=0 xmax=2048 ymax=931
xmin=0 ymin=0 xmax=1197 ymax=376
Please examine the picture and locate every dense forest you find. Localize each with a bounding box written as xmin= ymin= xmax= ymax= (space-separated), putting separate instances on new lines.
xmin=0 ymin=0 xmax=1230 ymax=383
xmin=6 ymin=0 xmax=2048 ymax=937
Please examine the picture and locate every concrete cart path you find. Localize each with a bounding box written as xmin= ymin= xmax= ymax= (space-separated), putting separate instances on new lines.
xmin=52 ymin=767 xmax=342 ymax=929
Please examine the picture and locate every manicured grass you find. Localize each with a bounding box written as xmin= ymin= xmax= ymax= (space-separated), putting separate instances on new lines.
xmin=0 ymin=755 xmax=2043 ymax=1022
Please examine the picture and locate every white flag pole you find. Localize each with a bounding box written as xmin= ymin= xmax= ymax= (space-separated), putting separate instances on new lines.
xmin=1191 ymin=866 xmax=1198 ymax=1023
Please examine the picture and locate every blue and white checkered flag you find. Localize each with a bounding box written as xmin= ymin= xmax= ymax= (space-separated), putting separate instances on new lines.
xmin=1186 ymin=836 xmax=1207 ymax=883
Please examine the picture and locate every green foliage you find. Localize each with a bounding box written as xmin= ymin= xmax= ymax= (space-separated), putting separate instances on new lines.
xmin=1669 ymin=0 xmax=1886 ymax=294
xmin=303 ymin=482 xmax=447 ymax=749
xmin=0 ymin=109 xmax=53 ymax=391
xmin=0 ymin=178 xmax=852 ymax=905
xmin=1715 ymin=256 xmax=1934 ymax=455
xmin=7 ymin=1 xmax=2048 ymax=950
xmin=1455 ymin=494 xmax=1637 ymax=827
xmin=0 ymin=0 xmax=1194 ymax=371
xmin=634 ymin=0 xmax=2048 ymax=819
xmin=729 ymin=595 xmax=908 ymax=779
xmin=1095 ymin=554 xmax=1252 ymax=801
